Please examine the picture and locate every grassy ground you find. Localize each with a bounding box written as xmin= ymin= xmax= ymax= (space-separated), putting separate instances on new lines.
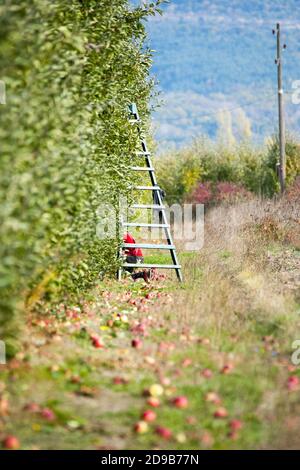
xmin=0 ymin=198 xmax=299 ymax=450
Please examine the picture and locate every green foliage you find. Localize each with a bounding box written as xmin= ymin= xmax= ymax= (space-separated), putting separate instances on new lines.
xmin=156 ymin=149 xmax=204 ymax=203
xmin=0 ymin=0 xmax=159 ymax=353
xmin=157 ymin=139 xmax=263 ymax=203
xmin=262 ymin=135 xmax=300 ymax=196
xmin=157 ymin=136 xmax=300 ymax=204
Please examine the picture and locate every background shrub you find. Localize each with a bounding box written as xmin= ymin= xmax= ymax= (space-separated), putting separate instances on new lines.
xmin=157 ymin=136 xmax=300 ymax=204
xmin=262 ymin=135 xmax=300 ymax=196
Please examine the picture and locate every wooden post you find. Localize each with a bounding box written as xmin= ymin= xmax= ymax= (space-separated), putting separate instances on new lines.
xmin=274 ymin=23 xmax=286 ymax=194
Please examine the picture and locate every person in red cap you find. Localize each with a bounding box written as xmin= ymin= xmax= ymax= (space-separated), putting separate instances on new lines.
xmin=123 ymin=232 xmax=151 ymax=282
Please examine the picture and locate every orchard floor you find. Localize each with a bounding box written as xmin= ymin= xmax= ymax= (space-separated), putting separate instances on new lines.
xmin=1 ymin=200 xmax=300 ymax=450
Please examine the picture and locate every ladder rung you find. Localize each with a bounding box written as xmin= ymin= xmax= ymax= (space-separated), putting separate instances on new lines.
xmin=122 ymin=222 xmax=169 ymax=228
xmin=123 ymin=263 xmax=181 ymax=269
xmin=134 ymin=186 xmax=161 ymax=191
xmin=123 ymin=243 xmax=175 ymax=250
xmin=131 ymin=204 xmax=165 ymax=209
xmin=129 ymin=119 xmax=140 ymax=124
xmin=131 ymin=166 xmax=154 ymax=172
xmin=135 ymin=151 xmax=151 ymax=156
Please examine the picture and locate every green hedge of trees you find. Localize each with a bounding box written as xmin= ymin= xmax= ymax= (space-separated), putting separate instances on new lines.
xmin=0 ymin=0 xmax=163 ymax=355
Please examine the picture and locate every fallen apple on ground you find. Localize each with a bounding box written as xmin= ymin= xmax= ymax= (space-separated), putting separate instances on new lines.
xmin=147 ymin=397 xmax=160 ymax=407
xmin=221 ymin=363 xmax=234 ymax=374
xmin=90 ymin=335 xmax=104 ymax=349
xmin=155 ymin=426 xmax=172 ymax=439
xmin=172 ymin=396 xmax=189 ymax=409
xmin=148 ymin=384 xmax=164 ymax=397
xmin=134 ymin=421 xmax=149 ymax=434
xmin=2 ymin=435 xmax=20 ymax=450
xmin=229 ymin=419 xmax=243 ymax=431
xmin=131 ymin=338 xmax=142 ymax=349
xmin=202 ymin=368 xmax=213 ymax=379
xmin=214 ymin=407 xmax=228 ymax=418
xmin=23 ymin=402 xmax=40 ymax=413
xmin=141 ymin=410 xmax=157 ymax=422
xmin=40 ymin=407 xmax=56 ymax=421
xmin=287 ymin=375 xmax=300 ymax=391
xmin=205 ymin=392 xmax=222 ymax=404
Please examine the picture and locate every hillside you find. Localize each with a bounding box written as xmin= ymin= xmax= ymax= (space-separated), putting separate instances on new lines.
xmin=144 ymin=0 xmax=300 ymax=148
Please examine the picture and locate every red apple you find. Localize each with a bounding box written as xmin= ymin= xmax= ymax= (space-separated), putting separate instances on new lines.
xmin=229 ymin=419 xmax=243 ymax=431
xmin=134 ymin=421 xmax=148 ymax=434
xmin=221 ymin=364 xmax=234 ymax=374
xmin=182 ymin=358 xmax=192 ymax=368
xmin=91 ymin=336 xmax=104 ymax=349
xmin=214 ymin=407 xmax=228 ymax=418
xmin=228 ymin=430 xmax=239 ymax=440
xmin=205 ymin=392 xmax=222 ymax=404
xmin=287 ymin=375 xmax=300 ymax=391
xmin=23 ymin=402 xmax=40 ymax=413
xmin=186 ymin=416 xmax=197 ymax=425
xmin=141 ymin=410 xmax=157 ymax=422
xmin=155 ymin=426 xmax=172 ymax=439
xmin=40 ymin=407 xmax=56 ymax=421
xmin=160 ymin=376 xmax=171 ymax=386
xmin=147 ymin=397 xmax=160 ymax=408
xmin=113 ymin=376 xmax=128 ymax=385
xmin=172 ymin=396 xmax=188 ymax=409
xmin=131 ymin=338 xmax=142 ymax=349
xmin=2 ymin=435 xmax=20 ymax=450
xmin=202 ymin=368 xmax=213 ymax=379
xmin=201 ymin=431 xmax=214 ymax=447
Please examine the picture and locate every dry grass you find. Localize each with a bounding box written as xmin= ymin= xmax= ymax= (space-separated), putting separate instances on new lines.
xmin=149 ymin=196 xmax=300 ymax=448
xmin=167 ymin=197 xmax=298 ymax=334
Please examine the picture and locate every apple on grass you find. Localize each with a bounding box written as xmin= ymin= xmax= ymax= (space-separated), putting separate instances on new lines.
xmin=23 ymin=402 xmax=40 ymax=413
xmin=90 ymin=334 xmax=104 ymax=349
xmin=229 ymin=419 xmax=243 ymax=431
xmin=202 ymin=368 xmax=213 ymax=379
xmin=131 ymin=338 xmax=142 ymax=349
xmin=287 ymin=375 xmax=300 ymax=391
xmin=147 ymin=397 xmax=160 ymax=408
xmin=113 ymin=376 xmax=128 ymax=385
xmin=220 ymin=363 xmax=234 ymax=374
xmin=141 ymin=410 xmax=157 ymax=422
xmin=2 ymin=435 xmax=20 ymax=450
xmin=214 ymin=407 xmax=228 ymax=418
xmin=201 ymin=431 xmax=214 ymax=447
xmin=134 ymin=421 xmax=149 ymax=434
xmin=155 ymin=426 xmax=172 ymax=439
xmin=40 ymin=407 xmax=56 ymax=421
xmin=205 ymin=392 xmax=222 ymax=405
xmin=172 ymin=396 xmax=188 ymax=409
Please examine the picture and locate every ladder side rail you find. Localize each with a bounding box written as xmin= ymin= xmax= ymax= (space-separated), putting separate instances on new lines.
xmin=127 ymin=106 xmax=183 ymax=282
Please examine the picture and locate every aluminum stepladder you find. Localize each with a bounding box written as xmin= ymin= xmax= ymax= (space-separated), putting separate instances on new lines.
xmin=118 ymin=103 xmax=183 ymax=282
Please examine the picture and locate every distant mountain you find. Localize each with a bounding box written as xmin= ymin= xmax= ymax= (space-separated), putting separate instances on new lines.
xmin=142 ymin=0 xmax=300 ymax=149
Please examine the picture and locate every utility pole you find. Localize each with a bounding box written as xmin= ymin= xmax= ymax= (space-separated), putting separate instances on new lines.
xmin=273 ymin=23 xmax=286 ymax=194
